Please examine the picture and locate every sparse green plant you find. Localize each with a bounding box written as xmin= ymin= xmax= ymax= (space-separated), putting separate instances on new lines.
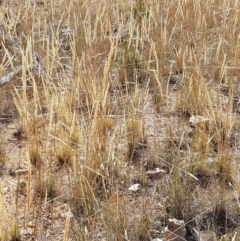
xmin=131 ymin=0 xmax=150 ymax=26
xmin=120 ymin=45 xmax=147 ymax=89
xmin=220 ymin=232 xmax=237 ymax=241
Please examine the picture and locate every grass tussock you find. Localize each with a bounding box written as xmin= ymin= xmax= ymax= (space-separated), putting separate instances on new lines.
xmin=0 ymin=0 xmax=240 ymax=240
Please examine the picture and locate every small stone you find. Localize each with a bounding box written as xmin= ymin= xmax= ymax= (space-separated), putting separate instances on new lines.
xmin=147 ymin=168 xmax=167 ymax=179
xmin=169 ymin=74 xmax=182 ymax=85
xmin=85 ymin=225 xmax=89 ymax=235
xmin=164 ymin=218 xmax=186 ymax=241
xmin=28 ymin=221 xmax=34 ymax=227
xmin=3 ymin=187 xmax=9 ymax=193
xmin=60 ymin=211 xmax=73 ymax=218
xmin=128 ymin=184 xmax=141 ymax=191
xmin=20 ymin=228 xmax=33 ymax=236
xmin=189 ymin=115 xmax=209 ymax=128
xmin=20 ymin=229 xmax=27 ymax=235
xmin=206 ymin=158 xmax=214 ymax=166
xmin=100 ymin=163 xmax=105 ymax=170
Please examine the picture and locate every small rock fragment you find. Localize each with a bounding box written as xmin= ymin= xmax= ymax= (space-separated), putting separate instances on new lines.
xmin=20 ymin=229 xmax=27 ymax=235
xmin=146 ymin=168 xmax=167 ymax=179
xmin=189 ymin=115 xmax=209 ymax=128
xmin=206 ymin=157 xmax=214 ymax=166
xmin=3 ymin=187 xmax=9 ymax=193
xmin=28 ymin=221 xmax=34 ymax=227
xmin=20 ymin=228 xmax=33 ymax=235
xmin=60 ymin=211 xmax=73 ymax=218
xmin=169 ymin=74 xmax=182 ymax=85
xmin=28 ymin=228 xmax=33 ymax=235
xmin=164 ymin=218 xmax=186 ymax=241
xmin=128 ymin=183 xmax=141 ymax=191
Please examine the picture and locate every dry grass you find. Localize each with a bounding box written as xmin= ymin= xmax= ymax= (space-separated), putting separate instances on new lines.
xmin=0 ymin=0 xmax=240 ymax=240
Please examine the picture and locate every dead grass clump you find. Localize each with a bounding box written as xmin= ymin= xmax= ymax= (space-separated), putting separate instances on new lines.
xmin=0 ymin=143 xmax=6 ymax=165
xmin=36 ymin=175 xmax=58 ymax=200
xmin=56 ymin=144 xmax=73 ymax=168
xmin=91 ymin=115 xmax=114 ymax=153
xmin=215 ymin=154 xmax=234 ymax=186
xmin=29 ymin=143 xmax=42 ymax=169
xmin=104 ymin=192 xmax=127 ymax=240
xmin=125 ymin=213 xmax=152 ymax=241
xmin=186 ymin=154 xmax=213 ymax=188
xmin=178 ymin=71 xmax=212 ymax=117
xmin=104 ymin=193 xmax=152 ymax=241
xmin=69 ymin=174 xmax=99 ymax=222
xmin=191 ymin=127 xmax=212 ymax=153
xmin=126 ymin=118 xmax=147 ymax=162
xmin=166 ymin=166 xmax=196 ymax=222
xmin=120 ymin=46 xmax=147 ymax=88
xmin=211 ymin=200 xmax=238 ymax=238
